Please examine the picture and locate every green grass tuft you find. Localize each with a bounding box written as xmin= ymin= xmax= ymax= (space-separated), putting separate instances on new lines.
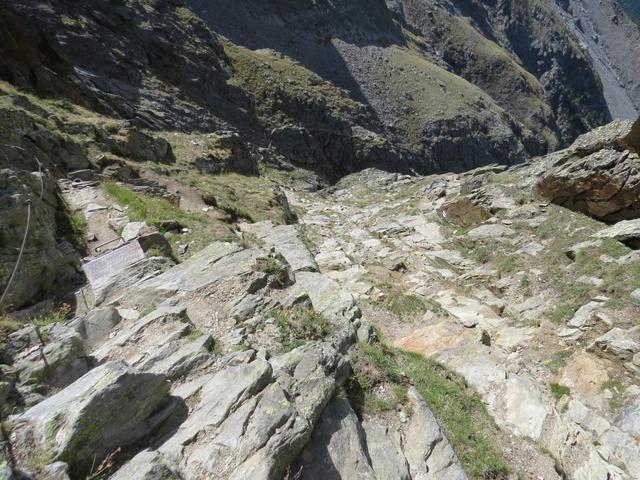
xmin=33 ymin=304 xmax=71 ymax=326
xmin=272 ymin=307 xmax=333 ymax=352
xmin=549 ymin=382 xmax=570 ymax=401
xmin=103 ymin=181 xmax=229 ymax=257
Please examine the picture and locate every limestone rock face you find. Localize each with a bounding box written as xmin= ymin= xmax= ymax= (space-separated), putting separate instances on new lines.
xmin=535 ymin=119 xmax=640 ymax=222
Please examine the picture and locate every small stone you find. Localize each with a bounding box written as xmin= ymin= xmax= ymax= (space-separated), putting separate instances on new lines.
xmin=121 ymin=221 xmax=147 ymax=242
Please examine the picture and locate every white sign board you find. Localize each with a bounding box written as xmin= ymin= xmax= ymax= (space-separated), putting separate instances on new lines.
xmin=82 ymin=240 xmax=145 ymax=287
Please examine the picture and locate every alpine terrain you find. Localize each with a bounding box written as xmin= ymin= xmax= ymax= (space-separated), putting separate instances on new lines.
xmin=0 ymin=1 xmax=640 ymax=479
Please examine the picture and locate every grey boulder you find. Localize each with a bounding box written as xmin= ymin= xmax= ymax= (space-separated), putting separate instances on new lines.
xmin=7 ymin=361 xmax=171 ymax=478
xmin=593 ymin=219 xmax=640 ymax=248
xmin=404 ymin=387 xmax=467 ymax=480
xmin=293 ymin=394 xmax=376 ymax=480
xmin=13 ymin=332 xmax=89 ymax=390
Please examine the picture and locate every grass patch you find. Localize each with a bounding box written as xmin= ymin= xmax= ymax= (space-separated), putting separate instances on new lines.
xmin=272 ymin=307 xmax=333 ymax=351
xmin=0 ymin=316 xmax=21 ymax=335
xmin=160 ymin=131 xmax=294 ymax=225
xmin=549 ymin=382 xmax=570 ymax=401
xmin=545 ymin=350 xmax=572 ymax=374
xmin=548 ymin=303 xmax=580 ymax=323
xmin=255 ymin=256 xmax=288 ymax=287
xmin=187 ymin=330 xmax=204 ymax=341
xmin=103 ymin=181 xmax=229 ymax=257
xmin=55 ymin=193 xmax=87 ymax=249
xmin=383 ymin=291 xmax=428 ymax=318
xmin=533 ymin=206 xmax=640 ymax=321
xmin=348 ymin=342 xmax=509 ymax=479
xmin=374 ymin=285 xmax=448 ymax=319
xmin=33 ymin=304 xmax=71 ymax=326
xmin=456 ymin=238 xmax=520 ymax=276
xmin=219 ymin=203 xmax=255 ymax=223
xmin=601 ymin=379 xmax=625 ymax=411
xmin=105 ymin=182 xmax=192 ymax=224
xmin=487 ymin=174 xmax=519 ymax=185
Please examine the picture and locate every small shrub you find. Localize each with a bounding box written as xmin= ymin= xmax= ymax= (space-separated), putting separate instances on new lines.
xmin=272 ymin=307 xmax=332 ymax=351
xmin=145 ymin=245 xmax=167 ymax=258
xmin=548 ymin=303 xmax=579 ymax=323
xmin=549 ymin=382 xmax=570 ymax=401
xmin=187 ymin=330 xmax=204 ymax=341
xmin=240 ymin=233 xmax=265 ymax=249
xmin=255 ymin=256 xmax=288 ymax=286
xmin=0 ymin=316 xmax=20 ymax=335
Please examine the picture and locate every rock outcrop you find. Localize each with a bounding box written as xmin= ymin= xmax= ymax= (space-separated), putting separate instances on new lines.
xmin=535 ymin=118 xmax=640 ymax=222
xmin=7 ymin=361 xmax=172 ymax=478
xmin=0 ymin=169 xmax=83 ymax=309
xmin=1 ymin=222 xmax=471 ymax=480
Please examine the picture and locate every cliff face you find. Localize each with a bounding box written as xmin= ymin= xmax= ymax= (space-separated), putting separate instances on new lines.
xmin=0 ymin=0 xmax=618 ymax=179
xmin=550 ymin=0 xmax=640 ymax=121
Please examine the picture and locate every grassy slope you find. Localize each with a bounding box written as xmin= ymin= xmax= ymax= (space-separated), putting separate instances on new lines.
xmin=348 ymin=341 xmax=510 ymax=479
xmin=401 ymin=0 xmax=558 ymax=148
xmin=222 ymin=40 xmax=367 ymax=129
xmin=377 ymin=45 xmax=514 ymax=145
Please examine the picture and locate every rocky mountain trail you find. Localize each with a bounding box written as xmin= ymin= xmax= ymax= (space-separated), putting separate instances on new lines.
xmin=0 ymin=1 xmax=640 ymax=479
xmin=283 ymin=121 xmax=640 ymax=478
xmin=1 ymin=212 xmax=475 ymax=480
xmin=2 ymin=118 xmax=640 ymax=479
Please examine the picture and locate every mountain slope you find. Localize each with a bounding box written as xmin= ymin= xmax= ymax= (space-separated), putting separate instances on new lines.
xmin=551 ymin=0 xmax=640 ymax=120
xmin=0 ymin=0 xmax=616 ymax=180
xmin=187 ymin=0 xmax=610 ymax=147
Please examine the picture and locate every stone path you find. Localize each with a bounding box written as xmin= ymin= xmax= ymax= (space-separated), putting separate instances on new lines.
xmin=291 ymin=167 xmax=640 ymax=479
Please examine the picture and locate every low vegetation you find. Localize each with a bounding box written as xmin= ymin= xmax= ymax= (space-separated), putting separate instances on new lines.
xmin=33 ymin=304 xmax=72 ymax=326
xmin=103 ymin=182 xmax=232 ymax=257
xmin=55 ymin=194 xmax=87 ymax=250
xmin=157 ymin=132 xmax=293 ymax=224
xmin=272 ymin=307 xmax=333 ymax=351
xmin=347 ymin=341 xmax=510 ymax=479
xmin=601 ymin=379 xmax=625 ymax=411
xmin=535 ymin=207 xmax=640 ymax=321
xmin=374 ymin=284 xmax=448 ymax=319
xmin=255 ymin=256 xmax=288 ymax=287
xmin=549 ymin=382 xmax=570 ymax=401
xmin=545 ymin=349 xmax=572 ymax=374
